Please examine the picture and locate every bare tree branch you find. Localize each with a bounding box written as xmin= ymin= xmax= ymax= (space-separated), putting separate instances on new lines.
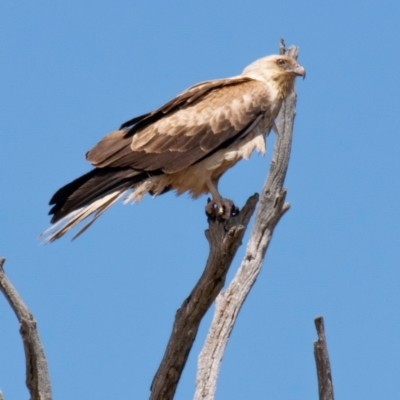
xmin=314 ymin=316 xmax=334 ymax=400
xmin=194 ymin=41 xmax=299 ymax=400
xmin=149 ymin=194 xmax=259 ymax=400
xmin=0 ymin=257 xmax=52 ymax=400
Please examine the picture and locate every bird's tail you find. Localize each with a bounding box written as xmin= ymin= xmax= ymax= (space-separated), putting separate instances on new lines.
xmin=41 ymin=167 xmax=149 ymax=242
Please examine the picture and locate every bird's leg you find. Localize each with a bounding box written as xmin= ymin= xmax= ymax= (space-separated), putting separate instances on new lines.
xmin=205 ymin=179 xmax=239 ymax=220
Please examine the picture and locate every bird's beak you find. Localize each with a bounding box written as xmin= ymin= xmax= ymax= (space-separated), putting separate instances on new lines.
xmin=292 ymin=64 xmax=306 ymax=79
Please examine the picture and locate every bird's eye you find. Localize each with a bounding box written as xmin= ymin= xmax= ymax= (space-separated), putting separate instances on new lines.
xmin=277 ymin=59 xmax=286 ymax=66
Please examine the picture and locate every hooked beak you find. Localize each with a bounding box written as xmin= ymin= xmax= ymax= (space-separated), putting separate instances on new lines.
xmin=292 ymin=64 xmax=306 ymax=79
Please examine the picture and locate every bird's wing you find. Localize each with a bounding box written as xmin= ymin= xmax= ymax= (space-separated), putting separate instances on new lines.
xmin=87 ymin=77 xmax=273 ymax=174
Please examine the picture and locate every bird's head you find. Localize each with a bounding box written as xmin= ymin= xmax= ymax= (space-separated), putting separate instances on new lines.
xmin=242 ymin=55 xmax=305 ymax=99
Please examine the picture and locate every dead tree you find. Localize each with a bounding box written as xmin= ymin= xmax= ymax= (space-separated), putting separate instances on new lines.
xmin=1 ymin=40 xmax=329 ymax=400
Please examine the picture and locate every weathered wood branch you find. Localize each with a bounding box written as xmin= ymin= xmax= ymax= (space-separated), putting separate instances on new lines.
xmin=314 ymin=316 xmax=334 ymax=400
xmin=149 ymin=195 xmax=259 ymax=400
xmin=194 ymin=41 xmax=299 ymax=400
xmin=0 ymin=257 xmax=52 ymax=400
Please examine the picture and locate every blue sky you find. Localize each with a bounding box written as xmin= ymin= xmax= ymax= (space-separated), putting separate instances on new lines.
xmin=1 ymin=1 xmax=399 ymax=399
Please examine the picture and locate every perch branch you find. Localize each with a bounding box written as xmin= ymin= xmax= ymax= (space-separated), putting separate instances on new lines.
xmin=149 ymin=195 xmax=259 ymax=400
xmin=0 ymin=258 xmax=52 ymax=400
xmin=314 ymin=316 xmax=334 ymax=400
xmin=194 ymin=41 xmax=299 ymax=400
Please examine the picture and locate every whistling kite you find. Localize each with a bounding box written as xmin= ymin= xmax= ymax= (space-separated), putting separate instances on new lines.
xmin=43 ymin=55 xmax=305 ymax=241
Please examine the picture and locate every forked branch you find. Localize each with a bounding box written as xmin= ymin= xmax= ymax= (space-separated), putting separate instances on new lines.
xmin=150 ymin=195 xmax=259 ymax=400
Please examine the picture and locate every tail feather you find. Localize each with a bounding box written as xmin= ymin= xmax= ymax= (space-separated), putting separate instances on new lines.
xmin=42 ymin=167 xmax=151 ymax=242
xmin=49 ymin=167 xmax=145 ymax=223
xmin=42 ymin=190 xmax=127 ymax=243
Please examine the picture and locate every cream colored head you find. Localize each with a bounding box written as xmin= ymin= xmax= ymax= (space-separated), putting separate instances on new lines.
xmin=242 ymin=55 xmax=305 ymax=98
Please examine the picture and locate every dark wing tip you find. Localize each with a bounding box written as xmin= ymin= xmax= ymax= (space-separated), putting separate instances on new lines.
xmin=119 ymin=112 xmax=152 ymax=130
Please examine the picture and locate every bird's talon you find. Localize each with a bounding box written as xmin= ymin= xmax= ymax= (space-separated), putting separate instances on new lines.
xmin=205 ymin=200 xmax=217 ymax=216
xmin=205 ymin=198 xmax=238 ymax=220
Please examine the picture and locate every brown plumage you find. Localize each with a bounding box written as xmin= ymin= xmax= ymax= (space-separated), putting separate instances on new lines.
xmin=42 ymin=55 xmax=305 ymax=242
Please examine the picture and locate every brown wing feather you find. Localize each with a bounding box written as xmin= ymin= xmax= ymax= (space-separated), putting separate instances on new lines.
xmin=87 ymin=78 xmax=272 ymax=174
xmin=118 ymin=77 xmax=253 ymax=134
xmin=85 ymin=130 xmax=131 ymax=166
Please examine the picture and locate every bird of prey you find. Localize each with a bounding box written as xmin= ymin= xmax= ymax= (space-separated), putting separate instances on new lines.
xmin=43 ymin=55 xmax=305 ymax=242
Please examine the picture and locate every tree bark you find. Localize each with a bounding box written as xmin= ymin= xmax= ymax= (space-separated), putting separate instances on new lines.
xmin=0 ymin=257 xmax=52 ymax=400
xmin=194 ymin=41 xmax=299 ymax=400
